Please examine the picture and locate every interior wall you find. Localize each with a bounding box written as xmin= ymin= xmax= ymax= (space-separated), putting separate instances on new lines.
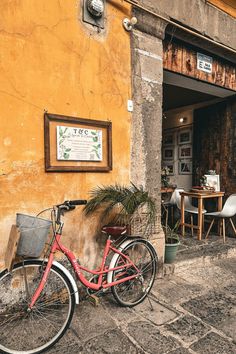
xmin=193 ymin=98 xmax=236 ymax=194
xmin=162 ymin=110 xmax=193 ymax=190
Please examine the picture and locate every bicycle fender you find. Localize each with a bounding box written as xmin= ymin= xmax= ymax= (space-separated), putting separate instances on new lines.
xmin=107 ymin=238 xmax=137 ymax=284
xmin=53 ymin=260 xmax=79 ymax=304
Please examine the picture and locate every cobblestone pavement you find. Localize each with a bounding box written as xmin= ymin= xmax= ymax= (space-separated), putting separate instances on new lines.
xmin=47 ymin=236 xmax=236 ymax=354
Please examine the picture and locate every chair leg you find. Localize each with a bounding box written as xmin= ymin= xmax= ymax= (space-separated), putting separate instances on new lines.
xmin=206 ymin=219 xmax=214 ymax=239
xmin=190 ymin=215 xmax=193 ymax=237
xmin=202 ymin=214 xmax=205 ymax=234
xmin=171 ymin=206 xmax=174 ymax=227
xmin=229 ymin=218 xmax=236 ymax=236
xmin=219 ymin=219 xmax=222 ymax=237
xmin=165 ymin=207 xmax=168 ymax=230
xmin=222 ymin=218 xmax=226 ymax=243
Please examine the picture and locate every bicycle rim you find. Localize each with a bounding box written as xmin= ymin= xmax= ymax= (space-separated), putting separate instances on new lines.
xmin=0 ymin=260 xmax=75 ymax=354
xmin=111 ymin=239 xmax=157 ymax=307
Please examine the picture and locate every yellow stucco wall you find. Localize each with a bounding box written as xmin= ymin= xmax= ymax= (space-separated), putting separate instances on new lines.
xmin=0 ymin=1 xmax=131 ymax=270
xmin=207 ymin=0 xmax=236 ymax=18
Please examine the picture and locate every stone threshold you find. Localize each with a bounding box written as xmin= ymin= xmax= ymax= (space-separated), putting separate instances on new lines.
xmin=163 ymin=234 xmax=236 ymax=276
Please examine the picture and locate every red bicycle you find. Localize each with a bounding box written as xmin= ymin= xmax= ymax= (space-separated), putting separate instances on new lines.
xmin=0 ymin=200 xmax=157 ymax=354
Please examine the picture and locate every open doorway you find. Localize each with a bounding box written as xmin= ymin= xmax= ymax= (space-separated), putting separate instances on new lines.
xmin=162 ymin=70 xmax=236 ymax=191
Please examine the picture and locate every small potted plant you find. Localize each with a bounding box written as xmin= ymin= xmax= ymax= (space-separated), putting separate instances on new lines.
xmin=162 ymin=203 xmax=180 ymax=263
xmin=161 ymin=166 xmax=170 ymax=188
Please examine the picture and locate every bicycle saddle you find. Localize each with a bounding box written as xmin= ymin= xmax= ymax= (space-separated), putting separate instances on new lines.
xmin=101 ymin=225 xmax=127 ymax=236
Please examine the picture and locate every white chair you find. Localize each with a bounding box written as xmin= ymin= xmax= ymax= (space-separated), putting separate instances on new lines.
xmin=162 ymin=190 xmax=178 ymax=227
xmin=205 ymin=194 xmax=236 ymax=243
xmin=175 ymin=188 xmax=207 ymax=236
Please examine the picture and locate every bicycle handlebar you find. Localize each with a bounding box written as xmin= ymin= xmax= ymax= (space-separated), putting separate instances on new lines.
xmin=55 ymin=200 xmax=87 ymax=225
xmin=68 ymin=200 xmax=87 ymax=206
xmin=56 ymin=200 xmax=87 ymax=209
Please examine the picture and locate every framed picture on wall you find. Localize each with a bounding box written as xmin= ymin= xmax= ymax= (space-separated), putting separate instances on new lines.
xmin=163 ymin=147 xmax=174 ymax=160
xmin=163 ymin=161 xmax=174 ymax=175
xmin=163 ymin=132 xmax=175 ymax=146
xmin=179 ymin=161 xmax=192 ymax=174
xmin=179 ymin=145 xmax=192 ymax=158
xmin=178 ymin=129 xmax=192 ymax=144
xmin=204 ymin=174 xmax=220 ymax=191
xmin=44 ymin=113 xmax=112 ymax=172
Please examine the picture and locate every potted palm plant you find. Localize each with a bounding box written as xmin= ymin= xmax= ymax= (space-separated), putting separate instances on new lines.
xmin=83 ymin=183 xmax=156 ymax=235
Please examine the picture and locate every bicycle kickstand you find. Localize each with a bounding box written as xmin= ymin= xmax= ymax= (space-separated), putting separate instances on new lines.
xmin=147 ymin=295 xmax=154 ymax=311
xmin=88 ymin=294 xmax=100 ymax=307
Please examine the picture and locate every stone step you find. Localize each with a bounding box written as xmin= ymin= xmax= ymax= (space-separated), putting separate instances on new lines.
xmin=163 ymin=235 xmax=236 ymax=276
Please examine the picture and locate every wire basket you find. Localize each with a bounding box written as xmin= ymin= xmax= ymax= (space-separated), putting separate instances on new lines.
xmin=16 ymin=213 xmax=52 ymax=257
xmin=128 ymin=212 xmax=161 ymax=238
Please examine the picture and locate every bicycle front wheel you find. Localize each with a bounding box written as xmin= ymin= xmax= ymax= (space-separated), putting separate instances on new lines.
xmin=0 ymin=260 xmax=75 ymax=354
xmin=111 ymin=239 xmax=157 ymax=307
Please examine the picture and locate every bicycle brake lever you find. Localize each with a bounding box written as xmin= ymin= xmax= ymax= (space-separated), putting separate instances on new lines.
xmin=64 ymin=202 xmax=75 ymax=211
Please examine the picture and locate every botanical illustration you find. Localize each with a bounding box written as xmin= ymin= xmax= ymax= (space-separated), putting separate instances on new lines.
xmin=56 ymin=125 xmax=102 ymax=161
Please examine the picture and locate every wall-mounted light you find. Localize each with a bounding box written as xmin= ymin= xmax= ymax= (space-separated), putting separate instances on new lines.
xmin=179 ymin=117 xmax=187 ymax=124
xmin=123 ymin=17 xmax=138 ymax=31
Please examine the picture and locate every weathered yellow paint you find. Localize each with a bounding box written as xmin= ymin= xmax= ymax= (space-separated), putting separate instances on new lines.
xmin=207 ymin=0 xmax=236 ymax=18
xmin=0 ymin=0 xmax=131 ymax=270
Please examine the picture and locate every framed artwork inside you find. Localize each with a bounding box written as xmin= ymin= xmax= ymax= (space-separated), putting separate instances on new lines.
xmin=163 ymin=147 xmax=174 ymax=160
xmin=179 ymin=145 xmax=192 ymax=158
xmin=204 ymin=174 xmax=220 ymax=191
xmin=179 ymin=161 xmax=192 ymax=175
xmin=163 ymin=132 xmax=175 ymax=146
xmin=178 ymin=129 xmax=192 ymax=145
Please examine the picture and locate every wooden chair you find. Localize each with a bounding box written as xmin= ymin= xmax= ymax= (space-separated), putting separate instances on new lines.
xmin=175 ymin=189 xmax=207 ymax=236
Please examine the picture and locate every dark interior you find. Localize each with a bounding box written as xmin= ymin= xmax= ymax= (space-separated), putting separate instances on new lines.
xmin=163 ymin=83 xmax=217 ymax=111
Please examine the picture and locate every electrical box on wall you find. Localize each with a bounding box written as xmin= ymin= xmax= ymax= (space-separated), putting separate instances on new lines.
xmin=82 ymin=0 xmax=105 ymax=29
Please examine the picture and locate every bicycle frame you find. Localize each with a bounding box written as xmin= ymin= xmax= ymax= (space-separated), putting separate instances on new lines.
xmin=29 ymin=233 xmax=140 ymax=309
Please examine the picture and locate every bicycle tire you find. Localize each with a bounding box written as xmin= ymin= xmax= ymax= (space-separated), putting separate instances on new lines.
xmin=111 ymin=239 xmax=157 ymax=307
xmin=0 ymin=259 xmax=75 ymax=354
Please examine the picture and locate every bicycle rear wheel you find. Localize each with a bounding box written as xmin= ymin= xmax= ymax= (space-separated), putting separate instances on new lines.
xmin=111 ymin=239 xmax=157 ymax=307
xmin=0 ymin=259 xmax=75 ymax=354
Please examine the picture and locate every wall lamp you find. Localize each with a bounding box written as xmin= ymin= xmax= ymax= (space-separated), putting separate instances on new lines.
xmin=123 ymin=17 xmax=138 ymax=31
xmin=179 ymin=117 xmax=187 ymax=124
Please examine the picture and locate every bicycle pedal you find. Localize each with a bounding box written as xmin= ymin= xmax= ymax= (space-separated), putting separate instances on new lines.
xmin=88 ymin=294 xmax=100 ymax=306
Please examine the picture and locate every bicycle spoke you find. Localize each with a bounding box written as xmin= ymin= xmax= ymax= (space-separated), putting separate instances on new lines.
xmin=0 ymin=261 xmax=75 ymax=353
xmin=112 ymin=240 xmax=157 ymax=306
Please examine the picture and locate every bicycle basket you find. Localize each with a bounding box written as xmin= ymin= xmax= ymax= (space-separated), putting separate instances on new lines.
xmin=16 ymin=213 xmax=52 ymax=257
xmin=129 ymin=212 xmax=161 ymax=238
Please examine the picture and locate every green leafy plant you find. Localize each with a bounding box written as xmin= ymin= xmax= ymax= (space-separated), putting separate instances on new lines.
xmin=163 ymin=221 xmax=180 ymax=244
xmin=161 ymin=166 xmax=170 ymax=187
xmin=162 ymin=203 xmax=180 ymax=244
xmin=83 ymin=183 xmax=157 ymax=228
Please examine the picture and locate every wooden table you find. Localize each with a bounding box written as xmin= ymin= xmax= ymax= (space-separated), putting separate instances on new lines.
xmin=161 ymin=187 xmax=176 ymax=194
xmin=180 ymin=191 xmax=225 ymax=240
